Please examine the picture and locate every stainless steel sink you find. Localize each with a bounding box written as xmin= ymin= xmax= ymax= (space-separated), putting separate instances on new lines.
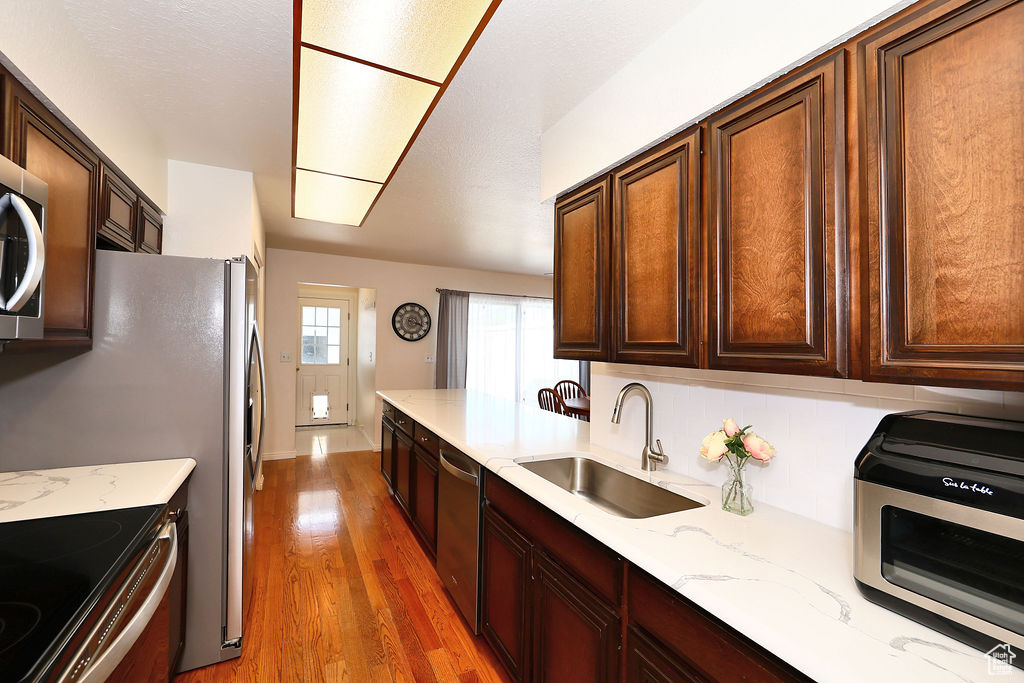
xmin=517 ymin=456 xmax=705 ymax=519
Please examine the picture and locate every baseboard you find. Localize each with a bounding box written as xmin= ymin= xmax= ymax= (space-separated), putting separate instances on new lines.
xmin=262 ymin=450 xmax=296 ymax=461
xmin=358 ymin=425 xmax=381 ymax=452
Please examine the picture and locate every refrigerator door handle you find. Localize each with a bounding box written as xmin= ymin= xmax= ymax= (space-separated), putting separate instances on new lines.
xmin=0 ymin=192 xmax=44 ymax=312
xmin=251 ymin=324 xmax=267 ymax=472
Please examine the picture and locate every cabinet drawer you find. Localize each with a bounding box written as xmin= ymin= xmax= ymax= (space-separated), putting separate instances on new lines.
xmin=413 ymin=423 xmax=439 ymax=458
xmin=393 ymin=410 xmax=414 ymax=437
xmin=382 ymin=401 xmax=396 ymax=421
xmin=98 ymin=165 xmax=137 ymax=251
xmin=628 ymin=567 xmax=807 ymax=682
xmin=485 ymin=473 xmax=621 ymax=605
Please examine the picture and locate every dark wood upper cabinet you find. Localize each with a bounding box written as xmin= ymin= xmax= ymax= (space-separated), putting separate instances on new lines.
xmin=98 ymin=164 xmax=138 ymax=251
xmin=554 ymin=176 xmax=612 ymax=361
xmin=859 ymin=0 xmax=1024 ymax=389
xmin=136 ymin=199 xmax=163 ymax=255
xmin=707 ymin=51 xmax=847 ymax=377
xmin=612 ymin=129 xmax=701 ymax=367
xmin=11 ymin=85 xmax=98 ymax=346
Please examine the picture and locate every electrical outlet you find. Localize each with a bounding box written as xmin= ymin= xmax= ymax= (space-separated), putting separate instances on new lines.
xmin=425 ymin=353 xmax=434 ymax=363
xmin=280 ymin=351 xmax=293 ymax=363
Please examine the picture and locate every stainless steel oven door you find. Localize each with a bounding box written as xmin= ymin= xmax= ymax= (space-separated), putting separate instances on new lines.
xmin=855 ymin=480 xmax=1024 ymax=648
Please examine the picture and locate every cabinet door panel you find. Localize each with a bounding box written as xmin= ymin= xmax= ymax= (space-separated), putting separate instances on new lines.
xmin=554 ymin=177 xmax=611 ymax=360
xmin=394 ymin=429 xmax=413 ymax=514
xmin=532 ymin=552 xmax=619 ymax=683
xmin=708 ymin=52 xmax=846 ymax=376
xmin=13 ymin=92 xmax=98 ymax=344
xmin=626 ymin=627 xmax=702 ymax=683
xmin=412 ymin=446 xmax=437 ymax=554
xmin=137 ymin=200 xmax=163 ymax=254
xmin=613 ymin=130 xmax=701 ymax=367
xmin=861 ymin=0 xmax=1024 ymax=388
xmin=98 ymin=165 xmax=137 ymax=250
xmin=381 ymin=419 xmax=396 ymax=489
xmin=481 ymin=504 xmax=532 ymax=681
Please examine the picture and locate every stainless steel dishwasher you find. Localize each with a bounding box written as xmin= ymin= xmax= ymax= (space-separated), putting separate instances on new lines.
xmin=436 ymin=442 xmax=483 ymax=633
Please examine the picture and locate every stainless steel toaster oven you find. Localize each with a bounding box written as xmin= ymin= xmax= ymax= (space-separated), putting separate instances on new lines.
xmin=854 ymin=411 xmax=1024 ymax=660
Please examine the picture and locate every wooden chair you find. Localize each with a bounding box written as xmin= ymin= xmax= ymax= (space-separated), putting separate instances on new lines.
xmin=554 ymin=379 xmax=587 ymax=402
xmin=537 ymin=388 xmax=570 ymax=416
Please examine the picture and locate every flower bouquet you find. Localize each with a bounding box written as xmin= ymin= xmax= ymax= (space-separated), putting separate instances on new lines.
xmin=700 ymin=418 xmax=775 ymax=516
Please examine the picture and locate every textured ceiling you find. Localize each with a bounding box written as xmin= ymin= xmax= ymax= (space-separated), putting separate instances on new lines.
xmin=60 ymin=0 xmax=698 ymax=275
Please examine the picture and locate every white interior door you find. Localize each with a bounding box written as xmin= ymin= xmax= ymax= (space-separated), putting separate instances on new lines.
xmin=296 ymin=298 xmax=350 ymax=426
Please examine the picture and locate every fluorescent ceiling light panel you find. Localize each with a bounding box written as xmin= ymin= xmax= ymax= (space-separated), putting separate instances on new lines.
xmin=301 ymin=0 xmax=493 ymax=83
xmin=294 ymin=169 xmax=382 ymax=226
xmin=297 ymin=47 xmax=439 ymax=181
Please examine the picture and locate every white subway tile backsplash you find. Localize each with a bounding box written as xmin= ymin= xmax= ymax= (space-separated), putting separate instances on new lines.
xmin=591 ymin=364 xmax=1013 ymax=532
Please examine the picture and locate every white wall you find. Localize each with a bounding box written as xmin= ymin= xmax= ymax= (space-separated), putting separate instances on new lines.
xmin=162 ymin=160 xmax=266 ymax=261
xmin=0 ymin=4 xmax=167 ymax=207
xmin=264 ymin=247 xmax=552 ymax=457
xmin=540 ymin=0 xmax=913 ymax=199
xmin=356 ymin=288 xmax=378 ymax=444
xmin=592 ymin=364 xmax=1024 ymax=531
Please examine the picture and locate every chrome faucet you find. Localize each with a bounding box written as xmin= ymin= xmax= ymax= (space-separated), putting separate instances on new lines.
xmin=610 ymin=382 xmax=668 ymax=472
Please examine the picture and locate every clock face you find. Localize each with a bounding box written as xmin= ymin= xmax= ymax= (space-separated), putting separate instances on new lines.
xmin=392 ymin=302 xmax=431 ymax=341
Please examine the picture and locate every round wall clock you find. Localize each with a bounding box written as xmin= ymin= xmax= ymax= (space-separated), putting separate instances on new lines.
xmin=392 ymin=302 xmax=431 ymax=341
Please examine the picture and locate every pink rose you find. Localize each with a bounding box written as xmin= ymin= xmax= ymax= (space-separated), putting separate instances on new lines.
xmin=723 ymin=417 xmax=740 ymax=437
xmin=743 ymin=433 xmax=776 ymax=462
xmin=700 ymin=430 xmax=729 ymax=462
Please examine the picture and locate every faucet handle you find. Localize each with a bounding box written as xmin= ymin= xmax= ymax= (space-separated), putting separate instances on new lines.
xmin=653 ymin=439 xmax=668 ymax=460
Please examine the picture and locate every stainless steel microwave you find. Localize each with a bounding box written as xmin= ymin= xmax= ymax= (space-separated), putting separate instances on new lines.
xmin=854 ymin=411 xmax=1024 ymax=661
xmin=0 ymin=154 xmax=47 ymax=342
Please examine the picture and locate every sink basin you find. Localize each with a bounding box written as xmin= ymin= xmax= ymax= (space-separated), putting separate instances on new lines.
xmin=516 ymin=456 xmax=705 ymax=519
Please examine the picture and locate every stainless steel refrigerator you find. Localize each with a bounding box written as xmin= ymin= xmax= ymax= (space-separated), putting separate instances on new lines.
xmin=0 ymin=250 xmax=266 ymax=671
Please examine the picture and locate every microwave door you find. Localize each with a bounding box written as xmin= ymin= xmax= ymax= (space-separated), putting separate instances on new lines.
xmin=0 ymin=192 xmax=44 ymax=313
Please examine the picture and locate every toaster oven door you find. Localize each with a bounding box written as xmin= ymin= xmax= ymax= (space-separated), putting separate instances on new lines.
xmin=855 ymin=480 xmax=1024 ymax=648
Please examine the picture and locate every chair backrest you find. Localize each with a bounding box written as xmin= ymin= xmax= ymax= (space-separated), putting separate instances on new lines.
xmin=538 ymin=387 xmax=569 ymax=415
xmin=554 ymin=379 xmax=587 ymax=402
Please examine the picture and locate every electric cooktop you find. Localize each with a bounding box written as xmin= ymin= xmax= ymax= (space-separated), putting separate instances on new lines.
xmin=0 ymin=505 xmax=164 ymax=681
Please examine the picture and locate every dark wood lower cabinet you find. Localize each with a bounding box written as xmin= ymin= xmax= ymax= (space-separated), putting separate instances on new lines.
xmin=481 ymin=504 xmax=533 ymax=681
xmin=394 ymin=428 xmax=413 ymax=513
xmin=411 ymin=445 xmax=438 ymax=554
xmin=532 ymin=551 xmax=620 ymax=683
xmin=626 ymin=627 xmax=701 ymax=683
xmin=380 ymin=417 xmax=396 ymax=490
xmin=379 ymin=410 xmax=806 ymax=683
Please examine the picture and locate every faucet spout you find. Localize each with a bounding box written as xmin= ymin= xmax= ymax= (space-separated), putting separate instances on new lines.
xmin=610 ymin=382 xmax=668 ymax=472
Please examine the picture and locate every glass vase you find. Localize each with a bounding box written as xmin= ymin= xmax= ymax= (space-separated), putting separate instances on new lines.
xmin=722 ymin=459 xmax=754 ymax=516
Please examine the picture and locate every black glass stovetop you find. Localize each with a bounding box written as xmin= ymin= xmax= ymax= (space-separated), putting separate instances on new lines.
xmin=0 ymin=505 xmax=163 ymax=681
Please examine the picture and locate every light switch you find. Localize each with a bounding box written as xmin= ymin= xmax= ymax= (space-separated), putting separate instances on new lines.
xmin=425 ymin=353 xmax=434 ymax=363
xmin=280 ymin=351 xmax=293 ymax=363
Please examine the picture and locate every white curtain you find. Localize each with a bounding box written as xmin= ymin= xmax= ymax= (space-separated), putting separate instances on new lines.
xmin=466 ymin=294 xmax=580 ymax=404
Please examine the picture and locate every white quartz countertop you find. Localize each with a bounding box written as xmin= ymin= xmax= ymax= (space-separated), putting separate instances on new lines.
xmin=378 ymin=389 xmax=1017 ymax=683
xmin=0 ymin=459 xmax=196 ymax=523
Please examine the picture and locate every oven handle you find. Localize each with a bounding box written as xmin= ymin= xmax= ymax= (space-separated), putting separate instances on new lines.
xmin=74 ymin=522 xmax=177 ymax=683
xmin=0 ymin=192 xmax=45 ymax=312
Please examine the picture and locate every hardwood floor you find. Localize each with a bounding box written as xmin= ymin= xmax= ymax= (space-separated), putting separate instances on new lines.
xmin=175 ymin=451 xmax=510 ymax=683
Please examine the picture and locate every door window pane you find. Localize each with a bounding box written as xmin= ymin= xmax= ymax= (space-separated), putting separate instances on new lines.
xmin=299 ymin=304 xmax=344 ymax=365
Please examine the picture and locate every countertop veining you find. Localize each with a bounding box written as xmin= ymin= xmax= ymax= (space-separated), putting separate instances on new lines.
xmin=378 ymin=388 xmax=1018 ymax=683
xmin=0 ymin=458 xmax=196 ymax=523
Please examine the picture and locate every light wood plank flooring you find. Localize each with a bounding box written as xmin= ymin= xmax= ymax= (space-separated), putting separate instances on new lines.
xmin=175 ymin=451 xmax=509 ymax=682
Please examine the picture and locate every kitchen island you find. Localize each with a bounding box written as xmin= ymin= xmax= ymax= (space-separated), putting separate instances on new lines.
xmin=378 ymin=389 xmax=1016 ymax=683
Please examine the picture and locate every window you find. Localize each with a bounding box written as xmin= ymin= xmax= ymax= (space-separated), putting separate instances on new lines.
xmin=300 ymin=305 xmax=342 ymax=365
xmin=466 ymin=294 xmax=580 ymax=404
